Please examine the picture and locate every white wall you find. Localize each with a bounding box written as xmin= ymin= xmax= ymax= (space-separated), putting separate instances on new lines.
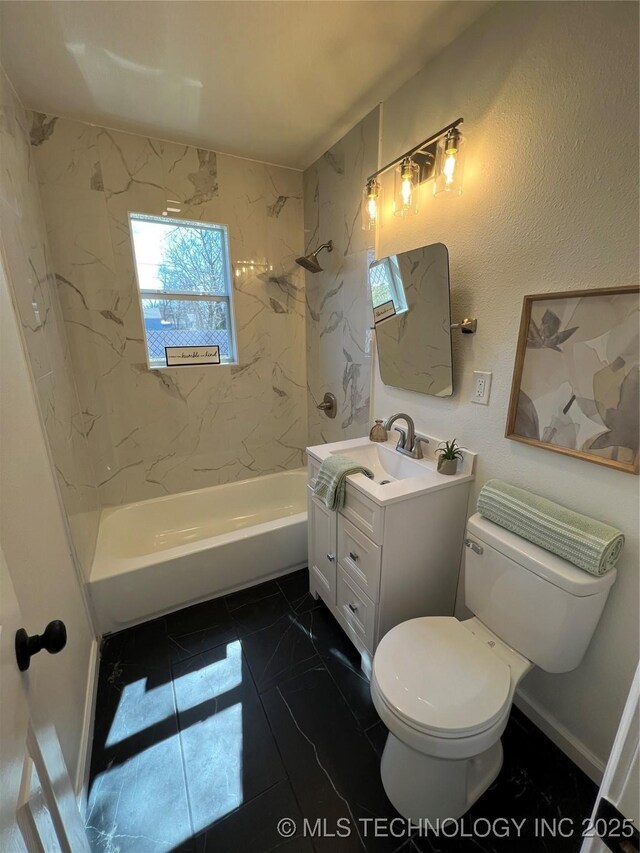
xmin=373 ymin=1 xmax=639 ymax=776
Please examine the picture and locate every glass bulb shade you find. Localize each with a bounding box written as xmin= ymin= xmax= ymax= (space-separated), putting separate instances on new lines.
xmin=394 ymin=158 xmax=420 ymax=216
xmin=362 ymin=179 xmax=383 ymax=230
xmin=434 ymin=130 xmax=465 ymax=196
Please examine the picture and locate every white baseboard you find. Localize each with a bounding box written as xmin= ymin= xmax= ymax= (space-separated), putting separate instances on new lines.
xmin=75 ymin=637 xmax=100 ymax=816
xmin=515 ymin=687 xmax=605 ymax=785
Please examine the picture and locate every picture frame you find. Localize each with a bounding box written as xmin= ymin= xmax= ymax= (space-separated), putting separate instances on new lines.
xmin=505 ymin=286 xmax=639 ymax=474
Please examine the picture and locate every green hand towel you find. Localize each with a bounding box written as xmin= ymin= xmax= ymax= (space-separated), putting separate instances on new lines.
xmin=477 ymin=479 xmax=624 ymax=576
xmin=313 ymin=454 xmax=374 ymax=511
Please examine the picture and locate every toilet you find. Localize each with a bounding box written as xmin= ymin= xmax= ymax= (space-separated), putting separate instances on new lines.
xmin=370 ymin=513 xmax=617 ymax=823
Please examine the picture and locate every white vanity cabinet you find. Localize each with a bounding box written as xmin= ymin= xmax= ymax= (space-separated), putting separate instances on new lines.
xmin=306 ymin=437 xmax=476 ymax=669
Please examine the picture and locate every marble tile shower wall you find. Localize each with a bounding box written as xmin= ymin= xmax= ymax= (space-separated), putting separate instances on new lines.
xmin=31 ymin=115 xmax=308 ymax=506
xmin=0 ymin=70 xmax=100 ymax=578
xmin=303 ymin=108 xmax=379 ymax=445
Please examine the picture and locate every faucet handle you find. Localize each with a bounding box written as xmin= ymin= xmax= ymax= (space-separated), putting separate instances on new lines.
xmin=393 ymin=426 xmax=407 ymax=449
xmin=412 ymin=433 xmax=430 ymax=459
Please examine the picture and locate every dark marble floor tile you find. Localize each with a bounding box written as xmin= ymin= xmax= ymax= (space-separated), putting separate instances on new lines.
xmin=166 ymin=596 xmax=238 ymax=663
xmin=242 ymin=609 xmax=321 ymax=693
xmin=101 ymin=615 xmax=169 ymax=670
xmin=90 ymin=658 xmax=179 ymax=780
xmin=307 ymin=603 xmax=380 ymax=730
xmin=167 ymin=622 xmax=239 ymax=664
xmin=226 ymin=586 xmax=295 ymax=637
xmin=172 ymin=639 xmax=287 ymax=836
xmin=261 ymin=665 xmax=411 ymax=853
xmin=278 ymin=568 xmax=320 ymax=614
xmin=365 ymin=721 xmax=389 ymax=759
xmin=225 ymin=578 xmax=283 ymax=611
xmin=195 ymin=780 xmax=310 ymax=853
xmin=165 ymin=595 xmax=231 ymax=636
xmin=89 ymin=580 xmax=600 ymax=853
xmin=87 ymin=703 xmax=191 ymax=853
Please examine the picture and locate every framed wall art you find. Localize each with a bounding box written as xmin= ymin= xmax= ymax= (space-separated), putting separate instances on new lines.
xmin=506 ymin=286 xmax=639 ymax=474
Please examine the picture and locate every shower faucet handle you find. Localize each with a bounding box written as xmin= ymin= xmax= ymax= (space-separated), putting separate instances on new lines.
xmin=316 ymin=392 xmax=337 ymax=419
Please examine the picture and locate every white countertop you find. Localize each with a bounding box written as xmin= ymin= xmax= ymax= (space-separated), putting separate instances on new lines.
xmin=306 ymin=435 xmax=476 ymax=506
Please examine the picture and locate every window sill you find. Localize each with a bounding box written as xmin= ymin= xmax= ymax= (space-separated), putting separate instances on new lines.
xmin=147 ymin=361 xmax=238 ymax=370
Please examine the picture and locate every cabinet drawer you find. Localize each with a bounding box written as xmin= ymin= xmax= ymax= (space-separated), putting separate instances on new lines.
xmin=307 ymin=487 xmax=336 ymax=602
xmin=337 ymin=568 xmax=376 ymax=652
xmin=342 ymin=486 xmax=384 ymax=544
xmin=338 ymin=516 xmax=381 ymax=602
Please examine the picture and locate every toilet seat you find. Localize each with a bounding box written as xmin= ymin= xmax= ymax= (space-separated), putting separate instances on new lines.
xmin=372 ymin=616 xmax=512 ymax=739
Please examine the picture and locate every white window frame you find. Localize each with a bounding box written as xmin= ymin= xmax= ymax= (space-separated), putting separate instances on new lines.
xmin=129 ymin=212 xmax=238 ymax=369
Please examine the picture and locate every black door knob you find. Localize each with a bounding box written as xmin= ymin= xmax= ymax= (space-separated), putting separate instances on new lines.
xmin=15 ymin=620 xmax=67 ymax=672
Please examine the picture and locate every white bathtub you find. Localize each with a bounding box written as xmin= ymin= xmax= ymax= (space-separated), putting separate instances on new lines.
xmin=88 ymin=469 xmax=308 ymax=634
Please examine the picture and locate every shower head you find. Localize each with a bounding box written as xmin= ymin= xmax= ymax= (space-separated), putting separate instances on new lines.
xmin=296 ymin=240 xmax=333 ymax=273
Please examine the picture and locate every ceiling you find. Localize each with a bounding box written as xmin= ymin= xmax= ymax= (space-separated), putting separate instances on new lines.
xmin=0 ymin=1 xmax=491 ymax=169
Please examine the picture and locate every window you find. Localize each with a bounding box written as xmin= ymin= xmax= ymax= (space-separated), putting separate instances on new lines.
xmin=130 ymin=213 xmax=237 ymax=368
xmin=368 ymin=255 xmax=408 ymax=315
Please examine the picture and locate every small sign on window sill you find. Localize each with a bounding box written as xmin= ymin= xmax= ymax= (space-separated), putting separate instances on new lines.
xmin=164 ymin=345 xmax=221 ymax=366
xmin=373 ymin=300 xmax=397 ymax=325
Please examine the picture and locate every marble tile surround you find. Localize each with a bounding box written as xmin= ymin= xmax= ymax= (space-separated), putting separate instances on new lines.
xmin=31 ymin=114 xmax=308 ymax=505
xmin=303 ymin=108 xmax=378 ymax=445
xmin=0 ymin=69 xmax=100 ymax=578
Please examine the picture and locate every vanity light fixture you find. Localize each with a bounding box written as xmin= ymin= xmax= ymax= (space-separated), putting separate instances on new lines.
xmin=362 ymin=177 xmax=383 ymax=230
xmin=361 ymin=117 xmax=464 ymax=230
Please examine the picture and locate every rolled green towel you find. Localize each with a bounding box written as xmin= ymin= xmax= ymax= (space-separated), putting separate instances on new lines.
xmin=313 ymin=454 xmax=374 ymax=511
xmin=477 ymin=479 xmax=624 ymax=576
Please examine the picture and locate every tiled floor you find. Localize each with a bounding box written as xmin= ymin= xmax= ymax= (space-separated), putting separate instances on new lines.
xmin=87 ymin=569 xmax=598 ymax=853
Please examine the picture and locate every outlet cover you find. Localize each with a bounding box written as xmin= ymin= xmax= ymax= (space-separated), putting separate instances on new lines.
xmin=471 ymin=371 xmax=492 ymax=405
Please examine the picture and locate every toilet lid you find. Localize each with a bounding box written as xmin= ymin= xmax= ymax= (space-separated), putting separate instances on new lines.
xmin=373 ymin=617 xmax=512 ymax=737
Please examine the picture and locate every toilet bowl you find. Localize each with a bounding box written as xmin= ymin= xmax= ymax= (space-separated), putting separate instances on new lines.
xmin=370 ymin=513 xmax=617 ymax=823
xmin=371 ymin=616 xmax=531 ymax=822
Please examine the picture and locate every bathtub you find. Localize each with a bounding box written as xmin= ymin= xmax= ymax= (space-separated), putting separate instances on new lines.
xmin=88 ymin=469 xmax=308 ymax=634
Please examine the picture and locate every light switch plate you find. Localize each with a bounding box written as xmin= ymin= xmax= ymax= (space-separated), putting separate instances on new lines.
xmin=471 ymin=371 xmax=492 ymax=405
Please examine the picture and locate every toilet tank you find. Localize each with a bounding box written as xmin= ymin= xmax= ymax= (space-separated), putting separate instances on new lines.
xmin=464 ymin=513 xmax=617 ymax=673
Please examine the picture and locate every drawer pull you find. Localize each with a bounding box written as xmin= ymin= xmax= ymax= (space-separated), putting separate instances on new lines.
xmin=327 ymin=553 xmax=335 ymax=562
xmin=348 ymin=602 xmax=359 ymax=613
xmin=349 ymin=551 xmax=359 ymax=562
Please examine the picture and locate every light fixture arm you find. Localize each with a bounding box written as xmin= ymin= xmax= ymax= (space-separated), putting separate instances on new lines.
xmin=450 ymin=317 xmax=477 ymax=335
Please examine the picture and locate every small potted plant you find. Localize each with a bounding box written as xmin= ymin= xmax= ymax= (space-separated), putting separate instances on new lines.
xmin=436 ymin=439 xmax=464 ymax=475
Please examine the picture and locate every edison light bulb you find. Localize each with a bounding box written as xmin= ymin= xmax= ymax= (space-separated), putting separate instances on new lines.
xmin=394 ymin=158 xmax=419 ymax=216
xmin=443 ymin=151 xmax=457 ymax=185
xmin=434 ymin=129 xmax=465 ymax=196
xmin=362 ymin=178 xmax=382 ymax=230
xmin=367 ymin=193 xmax=378 ymax=222
xmin=401 ymin=165 xmax=413 ymax=206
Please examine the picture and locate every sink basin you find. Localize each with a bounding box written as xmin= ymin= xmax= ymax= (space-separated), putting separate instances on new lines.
xmin=330 ymin=443 xmax=429 ymax=484
xmin=308 ymin=435 xmax=476 ymax=506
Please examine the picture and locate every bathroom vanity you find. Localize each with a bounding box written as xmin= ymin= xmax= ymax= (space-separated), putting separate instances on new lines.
xmin=306 ymin=435 xmax=477 ymax=670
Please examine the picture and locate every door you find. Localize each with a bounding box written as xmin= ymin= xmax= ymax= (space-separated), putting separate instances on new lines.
xmin=308 ymin=487 xmax=337 ymax=602
xmin=0 ymin=244 xmax=95 ymax=789
xmin=581 ymin=664 xmax=639 ymax=853
xmin=0 ymin=545 xmax=90 ymax=852
xmin=0 ymin=225 xmax=93 ymax=846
